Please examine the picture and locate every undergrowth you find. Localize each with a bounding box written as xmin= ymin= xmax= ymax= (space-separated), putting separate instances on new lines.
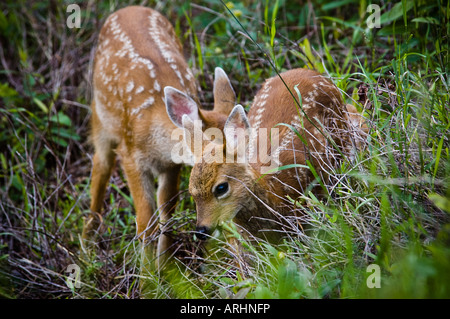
xmin=0 ymin=0 xmax=449 ymax=298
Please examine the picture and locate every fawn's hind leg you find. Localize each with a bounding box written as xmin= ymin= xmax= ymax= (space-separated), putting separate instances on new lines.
xmin=82 ymin=114 xmax=117 ymax=240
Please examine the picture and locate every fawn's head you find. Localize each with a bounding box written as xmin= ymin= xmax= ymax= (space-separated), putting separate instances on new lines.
xmin=184 ymin=103 xmax=257 ymax=239
xmin=166 ymin=67 xmax=257 ymax=238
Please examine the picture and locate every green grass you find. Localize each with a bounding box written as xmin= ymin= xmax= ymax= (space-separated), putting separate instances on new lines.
xmin=0 ymin=0 xmax=449 ymax=298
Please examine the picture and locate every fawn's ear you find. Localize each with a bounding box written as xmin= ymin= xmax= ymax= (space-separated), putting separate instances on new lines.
xmin=213 ymin=67 xmax=236 ymax=115
xmin=165 ymin=86 xmax=200 ymax=127
xmin=223 ymin=104 xmax=250 ymax=156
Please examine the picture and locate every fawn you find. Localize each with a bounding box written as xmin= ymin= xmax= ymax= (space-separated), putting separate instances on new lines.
xmin=82 ymin=6 xmax=236 ymax=267
xmin=173 ymin=68 xmax=366 ymax=243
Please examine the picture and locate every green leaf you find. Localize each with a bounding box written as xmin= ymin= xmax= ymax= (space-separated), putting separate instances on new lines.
xmin=0 ymin=82 xmax=18 ymax=97
xmin=433 ymin=136 xmax=444 ymax=179
xmin=261 ymin=242 xmax=280 ymax=259
xmin=32 ymin=97 xmax=48 ymax=113
xmin=326 ymin=212 xmax=338 ymax=223
xmin=379 ymin=1 xmax=413 ymax=26
xmin=259 ymin=163 xmax=310 ymax=177
xmin=298 ymin=38 xmax=325 ymax=72
xmin=253 ymin=285 xmax=274 ymax=299
xmin=51 ymin=136 xmax=68 ymax=147
xmin=270 ymin=0 xmax=279 ymax=48
xmin=184 ymin=12 xmax=203 ymax=74
xmin=401 ymin=0 xmax=407 ymax=26
xmin=306 ymin=159 xmax=326 ymax=193
xmin=318 ymin=278 xmax=341 ymax=298
xmin=411 ymin=17 xmax=439 ymax=25
xmin=322 ymin=0 xmax=355 ymax=11
xmin=18 ymin=47 xmax=28 ymax=65
xmin=50 ymin=112 xmax=72 ymax=126
xmin=0 ymin=11 xmax=7 ymax=32
xmin=51 ymin=127 xmax=80 ymax=141
xmin=378 ymin=24 xmax=413 ymax=36
xmin=428 ymin=193 xmax=450 ymax=214
xmin=278 ymin=259 xmax=303 ymax=299
xmin=293 ymin=83 xmax=303 ymax=108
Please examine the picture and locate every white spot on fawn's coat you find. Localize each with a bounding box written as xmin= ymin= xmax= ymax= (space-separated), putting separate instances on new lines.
xmin=126 ymin=81 xmax=134 ymax=93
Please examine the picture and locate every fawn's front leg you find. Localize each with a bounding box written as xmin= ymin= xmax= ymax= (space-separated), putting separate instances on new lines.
xmin=156 ymin=167 xmax=182 ymax=269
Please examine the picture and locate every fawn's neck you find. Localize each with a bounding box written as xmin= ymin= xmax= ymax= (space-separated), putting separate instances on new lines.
xmin=232 ymin=167 xmax=288 ymax=242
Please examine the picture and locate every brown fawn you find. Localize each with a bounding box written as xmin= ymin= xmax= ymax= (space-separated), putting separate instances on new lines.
xmin=171 ymin=68 xmax=367 ymax=242
xmin=82 ymin=6 xmax=236 ymax=267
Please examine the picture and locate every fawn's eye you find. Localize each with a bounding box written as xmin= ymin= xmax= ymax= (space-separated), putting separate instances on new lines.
xmin=213 ymin=182 xmax=229 ymax=198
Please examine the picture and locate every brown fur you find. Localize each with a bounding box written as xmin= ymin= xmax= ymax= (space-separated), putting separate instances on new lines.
xmin=186 ymin=68 xmax=367 ymax=242
xmin=83 ymin=6 xmax=236 ymax=268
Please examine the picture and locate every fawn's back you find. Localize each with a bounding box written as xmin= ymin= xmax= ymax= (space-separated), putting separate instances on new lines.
xmin=91 ymin=6 xmax=197 ymax=164
xmin=247 ymin=68 xmax=349 ymax=196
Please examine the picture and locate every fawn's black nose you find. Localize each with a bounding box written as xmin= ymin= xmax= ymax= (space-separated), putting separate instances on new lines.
xmin=196 ymin=226 xmax=210 ymax=241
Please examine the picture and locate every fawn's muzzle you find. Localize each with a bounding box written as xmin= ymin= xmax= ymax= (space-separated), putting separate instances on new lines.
xmin=196 ymin=226 xmax=210 ymax=240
